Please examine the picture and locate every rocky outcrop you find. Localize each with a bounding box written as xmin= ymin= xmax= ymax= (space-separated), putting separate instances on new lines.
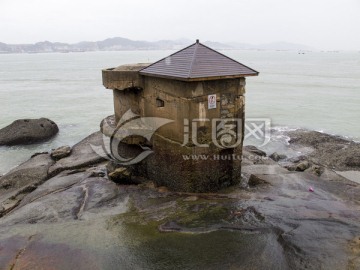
xmin=0 ymin=131 xmax=107 ymax=218
xmin=0 ymin=153 xmax=55 ymax=216
xmin=0 ymin=129 xmax=359 ymax=269
xmin=0 ymin=154 xmax=54 ymax=190
xmin=287 ymin=130 xmax=360 ymax=171
xmin=0 ymin=118 xmax=59 ymax=146
xmin=288 ymin=130 xmax=349 ymax=147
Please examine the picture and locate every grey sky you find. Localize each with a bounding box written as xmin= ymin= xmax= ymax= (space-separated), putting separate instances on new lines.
xmin=0 ymin=0 xmax=359 ymax=50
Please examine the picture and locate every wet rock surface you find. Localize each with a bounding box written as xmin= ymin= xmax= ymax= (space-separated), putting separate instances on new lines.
xmin=0 ymin=154 xmax=55 ymax=217
xmin=0 ymin=129 xmax=359 ymax=269
xmin=0 ymin=118 xmax=59 ymax=146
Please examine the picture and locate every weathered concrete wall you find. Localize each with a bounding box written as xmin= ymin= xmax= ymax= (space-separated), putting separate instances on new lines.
xmin=138 ymin=76 xmax=246 ymax=144
xmin=103 ymin=65 xmax=248 ymax=192
xmin=102 ymin=64 xmax=147 ymax=90
xmin=113 ymin=88 xmax=142 ymax=123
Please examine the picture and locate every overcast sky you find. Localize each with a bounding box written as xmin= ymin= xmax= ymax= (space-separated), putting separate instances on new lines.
xmin=0 ymin=0 xmax=359 ymax=50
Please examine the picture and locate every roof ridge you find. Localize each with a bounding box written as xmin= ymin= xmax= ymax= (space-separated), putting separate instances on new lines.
xmin=188 ymin=42 xmax=199 ymax=78
xmin=195 ymin=42 xmax=259 ymax=74
xmin=138 ymin=41 xmax=196 ymax=72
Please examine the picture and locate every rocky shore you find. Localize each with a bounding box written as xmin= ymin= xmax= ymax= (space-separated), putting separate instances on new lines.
xmin=0 ymin=127 xmax=359 ymax=269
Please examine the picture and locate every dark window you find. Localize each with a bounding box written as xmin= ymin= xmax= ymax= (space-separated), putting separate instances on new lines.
xmin=156 ymin=98 xmax=165 ymax=107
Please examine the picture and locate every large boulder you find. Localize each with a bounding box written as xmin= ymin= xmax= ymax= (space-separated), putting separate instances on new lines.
xmin=0 ymin=118 xmax=59 ymax=146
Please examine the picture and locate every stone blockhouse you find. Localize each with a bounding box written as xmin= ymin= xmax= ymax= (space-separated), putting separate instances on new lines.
xmin=102 ymin=40 xmax=258 ymax=192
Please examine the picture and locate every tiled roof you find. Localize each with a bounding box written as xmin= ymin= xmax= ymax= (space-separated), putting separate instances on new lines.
xmin=139 ymin=40 xmax=259 ymax=81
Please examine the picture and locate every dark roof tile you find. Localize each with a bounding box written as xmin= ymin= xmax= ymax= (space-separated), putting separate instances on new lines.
xmin=139 ymin=40 xmax=259 ymax=81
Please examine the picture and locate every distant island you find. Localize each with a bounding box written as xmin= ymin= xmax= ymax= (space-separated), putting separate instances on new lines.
xmin=0 ymin=37 xmax=315 ymax=54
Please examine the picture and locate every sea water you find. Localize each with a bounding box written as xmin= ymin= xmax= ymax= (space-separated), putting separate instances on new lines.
xmin=0 ymin=50 xmax=359 ymax=174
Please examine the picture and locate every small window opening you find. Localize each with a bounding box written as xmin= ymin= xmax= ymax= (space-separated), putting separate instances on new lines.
xmin=156 ymin=98 xmax=165 ymax=107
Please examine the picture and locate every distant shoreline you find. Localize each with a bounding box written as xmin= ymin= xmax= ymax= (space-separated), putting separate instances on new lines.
xmin=0 ymin=37 xmax=317 ymax=54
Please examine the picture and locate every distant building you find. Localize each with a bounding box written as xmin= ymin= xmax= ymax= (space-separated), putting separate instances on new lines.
xmin=102 ymin=40 xmax=259 ymax=192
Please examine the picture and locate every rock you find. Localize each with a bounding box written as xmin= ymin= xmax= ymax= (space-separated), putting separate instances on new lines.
xmin=0 ymin=169 xmax=128 ymax=226
xmin=48 ymin=132 xmax=106 ymax=176
xmin=281 ymin=157 xmax=309 ymax=172
xmin=269 ymin=152 xmax=287 ymax=162
xmin=0 ymin=154 xmax=54 ymax=190
xmin=51 ymin=145 xmax=71 ymax=160
xmin=0 ymin=157 xmax=359 ymax=269
xmin=345 ymin=155 xmax=360 ymax=168
xmin=106 ymin=161 xmax=144 ymax=185
xmin=0 ymin=118 xmax=59 ymax=146
xmin=285 ymin=164 xmax=297 ymax=171
xmin=295 ymin=161 xmax=310 ymax=172
xmin=288 ymin=130 xmax=349 ymax=148
xmin=287 ymin=129 xmax=360 ymax=171
xmin=305 ymin=165 xmax=324 ymax=176
xmin=108 ymin=167 xmax=132 ymax=183
xmin=243 ymin=145 xmax=267 ymax=157
xmin=248 ymin=174 xmax=268 ymax=187
xmin=0 ymin=153 xmax=55 ymax=216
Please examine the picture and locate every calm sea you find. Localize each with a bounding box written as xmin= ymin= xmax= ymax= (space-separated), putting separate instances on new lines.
xmin=0 ymin=50 xmax=359 ymax=174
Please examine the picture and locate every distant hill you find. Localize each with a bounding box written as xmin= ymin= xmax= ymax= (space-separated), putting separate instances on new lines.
xmin=0 ymin=37 xmax=315 ymax=54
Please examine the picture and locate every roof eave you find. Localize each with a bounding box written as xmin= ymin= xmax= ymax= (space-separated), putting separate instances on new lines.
xmin=139 ymin=72 xmax=259 ymax=82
